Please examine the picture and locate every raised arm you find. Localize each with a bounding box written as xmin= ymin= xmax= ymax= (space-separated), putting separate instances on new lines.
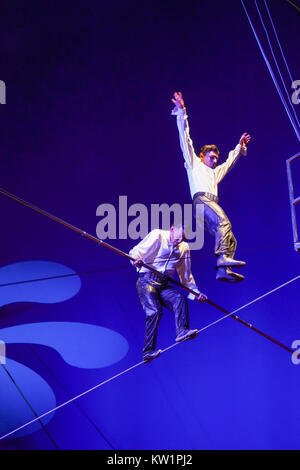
xmin=171 ymin=91 xmax=198 ymax=169
xmin=214 ymin=132 xmax=251 ymax=184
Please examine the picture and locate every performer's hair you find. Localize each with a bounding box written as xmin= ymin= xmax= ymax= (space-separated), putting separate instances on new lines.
xmin=199 ymin=144 xmax=219 ymax=157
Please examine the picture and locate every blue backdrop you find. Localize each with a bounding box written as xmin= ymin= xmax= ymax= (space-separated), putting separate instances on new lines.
xmin=0 ymin=0 xmax=299 ymax=450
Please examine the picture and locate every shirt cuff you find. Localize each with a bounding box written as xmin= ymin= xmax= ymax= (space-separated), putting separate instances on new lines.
xmin=236 ymin=143 xmax=247 ymax=156
xmin=129 ymin=250 xmax=141 ymax=266
xmin=171 ymin=106 xmax=186 ymax=117
xmin=187 ymin=288 xmax=200 ymax=300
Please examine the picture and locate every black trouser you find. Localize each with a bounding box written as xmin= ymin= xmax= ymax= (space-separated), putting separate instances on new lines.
xmin=136 ymin=272 xmax=189 ymax=355
xmin=193 ymin=194 xmax=237 ymax=258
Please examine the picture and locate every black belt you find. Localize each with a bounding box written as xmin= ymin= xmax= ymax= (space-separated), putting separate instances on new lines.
xmin=193 ymin=192 xmax=219 ymax=203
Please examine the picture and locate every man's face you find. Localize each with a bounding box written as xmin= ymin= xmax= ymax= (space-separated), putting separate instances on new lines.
xmin=201 ymin=151 xmax=219 ymax=169
xmin=170 ymin=226 xmax=185 ymax=246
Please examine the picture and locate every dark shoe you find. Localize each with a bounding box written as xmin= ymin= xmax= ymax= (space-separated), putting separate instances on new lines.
xmin=175 ymin=329 xmax=199 ymax=343
xmin=216 ymin=267 xmax=245 ymax=283
xmin=216 ymin=255 xmax=246 ymax=268
xmin=143 ymin=349 xmax=162 ymax=363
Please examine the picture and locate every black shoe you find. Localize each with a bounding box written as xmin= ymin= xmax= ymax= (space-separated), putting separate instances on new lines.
xmin=216 ymin=267 xmax=245 ymax=283
xmin=216 ymin=255 xmax=246 ymax=268
xmin=143 ymin=349 xmax=162 ymax=363
xmin=175 ymin=329 xmax=199 ymax=343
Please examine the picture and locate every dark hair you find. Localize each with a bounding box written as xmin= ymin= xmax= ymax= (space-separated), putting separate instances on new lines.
xmin=199 ymin=145 xmax=220 ymax=157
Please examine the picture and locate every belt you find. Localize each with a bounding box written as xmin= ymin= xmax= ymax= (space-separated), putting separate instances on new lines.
xmin=193 ymin=192 xmax=219 ymax=203
xmin=139 ymin=271 xmax=168 ymax=285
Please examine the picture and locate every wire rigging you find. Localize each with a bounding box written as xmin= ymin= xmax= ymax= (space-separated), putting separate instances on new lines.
xmin=27 ymin=344 xmax=116 ymax=450
xmin=255 ymin=0 xmax=300 ymax=130
xmin=241 ymin=0 xmax=300 ymax=141
xmin=0 ymin=363 xmax=60 ymax=449
xmin=264 ymin=0 xmax=299 ymax=92
xmin=285 ymin=0 xmax=300 ymax=14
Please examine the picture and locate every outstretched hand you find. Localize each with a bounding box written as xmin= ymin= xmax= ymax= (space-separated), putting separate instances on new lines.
xmin=239 ymin=132 xmax=251 ymax=150
xmin=172 ymin=91 xmax=185 ymax=109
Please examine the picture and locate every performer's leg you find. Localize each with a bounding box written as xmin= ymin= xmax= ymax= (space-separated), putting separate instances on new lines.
xmin=193 ymin=196 xmax=245 ymax=281
xmin=193 ymin=196 xmax=236 ymax=258
xmin=159 ymin=285 xmax=189 ymax=337
xmin=136 ymin=276 xmax=163 ymax=355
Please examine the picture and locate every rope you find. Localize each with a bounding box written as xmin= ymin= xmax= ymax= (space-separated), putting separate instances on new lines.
xmin=256 ymin=0 xmax=300 ymax=131
xmin=264 ymin=0 xmax=300 ymax=97
xmin=0 ymin=265 xmax=128 ymax=288
xmin=241 ymin=0 xmax=300 ymax=141
xmin=0 ymin=361 xmax=143 ymax=441
xmin=27 ymin=344 xmax=115 ymax=450
xmin=0 ymin=363 xmax=60 ymax=449
xmin=286 ymin=0 xmax=300 ymax=14
xmin=1 ymin=272 xmax=299 ymax=441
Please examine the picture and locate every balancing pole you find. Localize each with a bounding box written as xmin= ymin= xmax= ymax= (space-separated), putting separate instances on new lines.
xmin=0 ymin=187 xmax=298 ymax=359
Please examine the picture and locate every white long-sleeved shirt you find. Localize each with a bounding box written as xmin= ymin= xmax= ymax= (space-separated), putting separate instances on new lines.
xmin=171 ymin=106 xmax=247 ymax=198
xmin=129 ymin=229 xmax=199 ymax=300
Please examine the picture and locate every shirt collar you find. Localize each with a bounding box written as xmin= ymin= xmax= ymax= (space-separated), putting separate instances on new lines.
xmin=164 ymin=230 xmax=183 ymax=251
